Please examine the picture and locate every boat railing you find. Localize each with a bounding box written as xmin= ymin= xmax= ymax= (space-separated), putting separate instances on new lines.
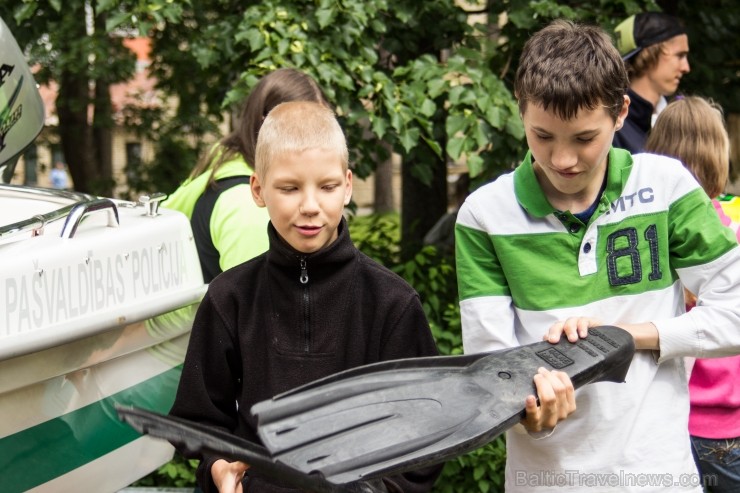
xmin=0 ymin=184 xmax=166 ymax=242
xmin=59 ymin=198 xmax=120 ymax=238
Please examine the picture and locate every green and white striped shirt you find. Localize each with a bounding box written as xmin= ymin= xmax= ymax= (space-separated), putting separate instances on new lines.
xmin=456 ymin=148 xmax=740 ymax=491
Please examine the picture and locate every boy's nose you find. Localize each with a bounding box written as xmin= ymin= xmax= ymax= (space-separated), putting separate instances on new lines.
xmin=299 ymin=193 xmax=320 ymax=215
xmin=681 ymin=58 xmax=690 ymax=74
xmin=551 ymin=146 xmax=577 ymax=170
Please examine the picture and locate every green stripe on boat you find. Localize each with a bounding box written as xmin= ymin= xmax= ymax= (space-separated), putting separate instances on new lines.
xmin=0 ymin=365 xmax=182 ymax=493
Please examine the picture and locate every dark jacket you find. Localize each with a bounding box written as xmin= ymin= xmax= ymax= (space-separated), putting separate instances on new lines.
xmin=612 ymin=88 xmax=654 ymax=154
xmin=169 ymin=218 xmax=440 ymax=492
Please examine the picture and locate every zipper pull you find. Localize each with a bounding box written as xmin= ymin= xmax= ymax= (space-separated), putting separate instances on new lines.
xmin=299 ymin=257 xmax=309 ymax=284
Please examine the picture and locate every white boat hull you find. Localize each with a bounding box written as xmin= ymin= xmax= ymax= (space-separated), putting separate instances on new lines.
xmin=1 ymin=186 xmax=206 ymax=492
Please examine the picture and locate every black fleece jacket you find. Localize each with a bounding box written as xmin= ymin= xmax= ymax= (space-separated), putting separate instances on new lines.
xmin=169 ymin=218 xmax=441 ymax=492
xmin=612 ymin=88 xmax=654 ymax=154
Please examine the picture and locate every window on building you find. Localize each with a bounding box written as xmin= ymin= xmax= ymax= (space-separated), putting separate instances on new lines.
xmin=51 ymin=144 xmax=64 ymax=167
xmin=126 ymin=142 xmax=142 ymax=168
xmin=125 ymin=142 xmax=143 ymax=193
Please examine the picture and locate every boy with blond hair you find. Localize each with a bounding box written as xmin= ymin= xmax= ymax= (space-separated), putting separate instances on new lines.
xmin=170 ymin=101 xmax=576 ymax=493
xmin=456 ymin=20 xmax=740 ymax=492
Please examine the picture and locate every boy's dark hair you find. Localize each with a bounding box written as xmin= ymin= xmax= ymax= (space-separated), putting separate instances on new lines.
xmin=514 ymin=19 xmax=629 ymax=121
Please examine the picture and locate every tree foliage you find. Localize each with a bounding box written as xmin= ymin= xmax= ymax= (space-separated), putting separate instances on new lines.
xmin=135 ymin=0 xmax=526 ymax=255
xmin=6 ymin=0 xmax=739 ymax=249
xmin=3 ymin=1 xmax=140 ymax=195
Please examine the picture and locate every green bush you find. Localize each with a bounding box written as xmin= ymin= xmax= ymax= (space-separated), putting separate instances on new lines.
xmin=348 ymin=212 xmax=401 ymax=266
xmin=132 ymin=452 xmax=198 ymax=487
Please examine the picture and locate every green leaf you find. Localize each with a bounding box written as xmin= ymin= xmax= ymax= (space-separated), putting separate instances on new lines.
xmin=457 ymin=87 xmax=477 ymax=105
xmin=421 ymin=135 xmax=442 ymax=159
xmin=277 ymin=38 xmax=290 ymax=55
xmin=505 ymin=117 xmax=525 ymax=140
xmin=474 ymin=121 xmax=489 ymax=149
xmin=445 ymin=114 xmax=467 ymax=137
xmin=105 ymin=12 xmax=130 ymax=32
xmin=15 ymin=2 xmax=37 ymax=22
xmin=371 ymin=116 xmax=388 ymax=139
xmin=508 ymin=9 xmax=539 ymax=29
xmin=399 ymin=126 xmax=420 ymax=153
xmin=479 ymin=479 xmax=491 ymax=493
xmin=448 ymin=85 xmax=465 ymax=105
xmin=95 ymin=0 xmax=117 ymax=13
xmin=485 ymin=105 xmax=503 ymax=129
xmin=240 ymin=28 xmax=264 ymax=51
xmin=427 ymin=78 xmax=447 ymax=99
xmin=316 ymin=8 xmax=334 ymax=29
xmin=466 ymin=153 xmax=484 ymax=178
xmin=410 ymin=161 xmax=433 ymax=186
xmin=419 ymin=98 xmax=436 ymax=118
xmin=446 ymin=136 xmax=466 ymax=161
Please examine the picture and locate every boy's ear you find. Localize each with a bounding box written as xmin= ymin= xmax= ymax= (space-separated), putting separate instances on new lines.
xmin=344 ymin=169 xmax=353 ymax=206
xmin=251 ymin=174 xmax=266 ymax=208
xmin=616 ymin=95 xmax=630 ymax=130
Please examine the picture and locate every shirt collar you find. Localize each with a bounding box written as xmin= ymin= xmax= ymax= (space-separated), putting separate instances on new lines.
xmin=513 ymin=147 xmax=634 ymax=219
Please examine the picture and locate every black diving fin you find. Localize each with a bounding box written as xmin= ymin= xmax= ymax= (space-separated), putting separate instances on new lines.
xmin=115 ymin=405 xmax=386 ymax=493
xmin=251 ymin=326 xmax=635 ymax=484
xmin=116 ymin=326 xmax=634 ymax=490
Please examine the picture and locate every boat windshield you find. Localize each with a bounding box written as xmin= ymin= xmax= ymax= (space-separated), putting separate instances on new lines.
xmin=0 ymin=15 xmax=46 ymax=183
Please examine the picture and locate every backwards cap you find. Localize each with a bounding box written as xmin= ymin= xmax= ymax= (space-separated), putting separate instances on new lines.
xmin=615 ymin=12 xmax=686 ymax=61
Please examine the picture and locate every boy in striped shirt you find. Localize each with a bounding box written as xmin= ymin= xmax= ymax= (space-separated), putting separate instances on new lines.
xmin=456 ymin=19 xmax=740 ymax=492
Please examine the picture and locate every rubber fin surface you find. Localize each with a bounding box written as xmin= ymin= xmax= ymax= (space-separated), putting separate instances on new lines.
xmin=252 ymin=326 xmax=635 ymax=484
xmin=115 ymin=405 xmax=384 ymax=493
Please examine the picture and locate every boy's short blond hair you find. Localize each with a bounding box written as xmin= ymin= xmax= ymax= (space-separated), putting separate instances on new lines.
xmin=254 ymin=101 xmax=349 ymax=178
xmin=645 ymin=96 xmax=730 ymax=198
xmin=514 ymin=19 xmax=629 ymax=121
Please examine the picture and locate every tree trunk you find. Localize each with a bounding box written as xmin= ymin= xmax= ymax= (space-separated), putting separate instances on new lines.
xmin=57 ymin=71 xmax=95 ymax=194
xmin=93 ymin=14 xmax=114 ymax=197
xmin=400 ymin=146 xmax=447 ymax=260
xmin=54 ymin=6 xmax=96 ymax=194
xmin=93 ymin=80 xmax=113 ymax=197
xmin=374 ymin=140 xmax=395 ymax=213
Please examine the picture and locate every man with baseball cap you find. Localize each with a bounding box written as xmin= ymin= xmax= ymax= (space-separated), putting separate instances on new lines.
xmin=613 ymin=12 xmax=690 ymax=153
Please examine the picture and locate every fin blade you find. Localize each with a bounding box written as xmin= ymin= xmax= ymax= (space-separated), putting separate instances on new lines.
xmin=253 ymin=326 xmax=635 ymax=484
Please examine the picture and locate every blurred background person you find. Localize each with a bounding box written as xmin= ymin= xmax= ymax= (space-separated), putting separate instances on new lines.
xmin=163 ymin=69 xmax=329 ymax=282
xmin=645 ymin=95 xmax=740 ymax=493
xmin=50 ymin=161 xmax=70 ymax=190
xmin=613 ymin=12 xmax=690 ymax=153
